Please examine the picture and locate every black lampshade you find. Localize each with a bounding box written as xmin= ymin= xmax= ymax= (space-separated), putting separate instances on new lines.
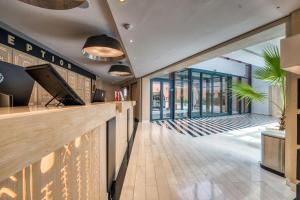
xmin=18 ymin=0 xmax=86 ymax=10
xmin=108 ymin=64 xmax=131 ymax=77
xmin=82 ymin=35 xmax=125 ymax=62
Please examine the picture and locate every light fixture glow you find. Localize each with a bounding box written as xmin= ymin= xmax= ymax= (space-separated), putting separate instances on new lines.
xmin=40 ymin=152 xmax=55 ymax=174
xmin=82 ymin=35 xmax=125 ymax=62
xmin=18 ymin=0 xmax=86 ymax=10
xmin=108 ymin=64 xmax=132 ymax=77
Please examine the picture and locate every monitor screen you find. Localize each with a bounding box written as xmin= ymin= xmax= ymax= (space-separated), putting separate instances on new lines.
xmin=0 ymin=61 xmax=34 ymax=106
xmin=25 ymin=64 xmax=85 ymax=106
xmin=93 ymin=89 xmax=106 ymax=102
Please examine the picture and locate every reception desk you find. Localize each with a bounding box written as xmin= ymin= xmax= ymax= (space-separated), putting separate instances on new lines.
xmin=0 ymin=101 xmax=135 ymax=200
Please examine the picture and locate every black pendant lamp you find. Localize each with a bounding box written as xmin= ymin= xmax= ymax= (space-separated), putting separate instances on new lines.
xmin=18 ymin=0 xmax=86 ymax=10
xmin=108 ymin=63 xmax=131 ymax=77
xmin=82 ymin=35 xmax=125 ymax=62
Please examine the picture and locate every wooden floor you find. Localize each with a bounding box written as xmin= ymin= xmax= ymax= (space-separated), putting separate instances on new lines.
xmin=120 ymin=121 xmax=295 ymax=200
xmin=153 ymin=114 xmax=277 ymax=137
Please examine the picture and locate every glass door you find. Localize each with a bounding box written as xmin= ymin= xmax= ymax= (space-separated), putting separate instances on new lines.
xmin=151 ymin=79 xmax=172 ymax=120
xmin=222 ymin=77 xmax=228 ymax=114
xmin=151 ymin=81 xmax=161 ymax=120
xmin=202 ymin=74 xmax=212 ymax=116
xmin=231 ymin=77 xmax=240 ymax=114
xmin=175 ymin=70 xmax=189 ymax=119
xmin=212 ymin=76 xmax=221 ymax=115
xmin=202 ymin=73 xmax=229 ymax=117
xmin=191 ymin=72 xmax=201 ymax=117
xmin=162 ymin=81 xmax=171 ymax=119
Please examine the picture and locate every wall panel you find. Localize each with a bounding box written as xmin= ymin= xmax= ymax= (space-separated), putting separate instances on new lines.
xmin=0 ymin=125 xmax=107 ymax=200
xmin=0 ymin=43 xmax=12 ymax=63
xmin=0 ymin=46 xmax=92 ymax=105
xmin=85 ymin=78 xmax=91 ymax=103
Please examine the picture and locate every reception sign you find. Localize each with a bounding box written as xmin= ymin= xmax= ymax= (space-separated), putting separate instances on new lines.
xmin=0 ymin=26 xmax=96 ymax=80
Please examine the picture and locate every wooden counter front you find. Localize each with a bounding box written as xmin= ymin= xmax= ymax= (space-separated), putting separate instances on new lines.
xmin=0 ymin=102 xmax=135 ymax=200
xmin=0 ymin=103 xmax=116 ymax=183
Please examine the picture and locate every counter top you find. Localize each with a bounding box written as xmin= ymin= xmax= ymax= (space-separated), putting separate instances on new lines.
xmin=262 ymin=130 xmax=285 ymax=139
xmin=0 ymin=102 xmax=110 ymax=118
xmin=0 ymin=101 xmax=135 ymax=182
xmin=0 ymin=101 xmax=136 ymax=118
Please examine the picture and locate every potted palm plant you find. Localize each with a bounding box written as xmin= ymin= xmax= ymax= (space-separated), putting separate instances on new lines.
xmin=232 ymin=45 xmax=286 ymax=130
xmin=232 ymin=45 xmax=286 ymax=175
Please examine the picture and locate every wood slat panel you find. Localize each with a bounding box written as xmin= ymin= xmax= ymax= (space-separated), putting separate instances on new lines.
xmin=2 ymin=48 xmax=92 ymax=106
xmin=0 ymin=103 xmax=116 ymax=182
xmin=0 ymin=125 xmax=107 ymax=200
xmin=0 ymin=101 xmax=135 ymax=200
xmin=0 ymin=43 xmax=12 ymax=63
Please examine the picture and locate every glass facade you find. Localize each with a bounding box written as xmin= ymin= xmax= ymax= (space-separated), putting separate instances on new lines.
xmin=151 ymin=81 xmax=161 ymax=120
xmin=202 ymin=73 xmax=212 ymax=116
xmin=150 ymin=68 xmax=251 ymax=121
xmin=212 ymin=76 xmax=221 ymax=114
xmin=231 ymin=76 xmax=240 ymax=114
xmin=151 ymin=79 xmax=172 ymax=120
xmin=162 ymin=81 xmax=171 ymax=119
xmin=191 ymin=72 xmax=201 ymax=117
xmin=175 ymin=70 xmax=189 ymax=118
xmin=222 ymin=77 xmax=228 ymax=114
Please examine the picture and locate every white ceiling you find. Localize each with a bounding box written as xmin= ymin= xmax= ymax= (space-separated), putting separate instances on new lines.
xmin=224 ymin=36 xmax=284 ymax=67
xmin=0 ymin=0 xmax=299 ymax=83
xmin=0 ymin=0 xmax=132 ymax=83
xmin=108 ymin=0 xmax=300 ymax=77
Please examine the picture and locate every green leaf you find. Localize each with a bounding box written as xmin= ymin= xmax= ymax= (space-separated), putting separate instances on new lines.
xmin=231 ymin=82 xmax=266 ymax=104
xmin=254 ymin=45 xmax=286 ymax=87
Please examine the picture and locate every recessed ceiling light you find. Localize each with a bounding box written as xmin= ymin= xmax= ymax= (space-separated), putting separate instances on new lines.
xmin=119 ymin=0 xmax=127 ymax=3
xmin=82 ymin=35 xmax=125 ymax=62
xmin=130 ymin=39 xmax=134 ymax=43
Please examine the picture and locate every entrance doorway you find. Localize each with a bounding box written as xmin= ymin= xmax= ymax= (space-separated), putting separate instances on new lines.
xmin=150 ymin=69 xmax=250 ymax=121
xmin=191 ymin=71 xmax=229 ymax=118
xmin=151 ymin=79 xmax=171 ymax=120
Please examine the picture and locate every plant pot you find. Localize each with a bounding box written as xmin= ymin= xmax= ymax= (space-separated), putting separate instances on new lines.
xmin=260 ymin=129 xmax=285 ymax=177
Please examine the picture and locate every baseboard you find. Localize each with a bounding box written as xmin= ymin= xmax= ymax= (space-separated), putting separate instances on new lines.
xmin=260 ymin=163 xmax=285 ymax=177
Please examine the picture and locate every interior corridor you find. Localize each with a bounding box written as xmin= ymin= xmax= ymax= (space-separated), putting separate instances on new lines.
xmin=120 ymin=122 xmax=294 ymax=200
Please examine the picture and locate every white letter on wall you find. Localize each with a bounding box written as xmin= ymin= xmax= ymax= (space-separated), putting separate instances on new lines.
xmin=7 ymin=35 xmax=15 ymax=46
xmin=26 ymin=43 xmax=33 ymax=52
xmin=41 ymin=50 xmax=46 ymax=58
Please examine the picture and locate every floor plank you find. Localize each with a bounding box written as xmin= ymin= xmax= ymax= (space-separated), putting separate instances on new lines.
xmin=121 ymin=118 xmax=295 ymax=200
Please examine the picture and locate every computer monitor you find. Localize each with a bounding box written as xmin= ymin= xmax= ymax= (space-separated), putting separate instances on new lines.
xmin=25 ymin=64 xmax=85 ymax=106
xmin=93 ymin=89 xmax=106 ymax=102
xmin=0 ymin=61 xmax=34 ymax=106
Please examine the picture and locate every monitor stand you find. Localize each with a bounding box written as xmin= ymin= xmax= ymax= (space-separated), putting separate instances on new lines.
xmin=45 ymin=94 xmax=62 ymax=107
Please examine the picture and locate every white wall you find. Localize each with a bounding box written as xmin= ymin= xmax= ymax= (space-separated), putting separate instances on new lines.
xmin=189 ymin=57 xmax=247 ymax=77
xmin=251 ymin=66 xmax=270 ymax=115
xmin=191 ymin=58 xmax=271 ymax=115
